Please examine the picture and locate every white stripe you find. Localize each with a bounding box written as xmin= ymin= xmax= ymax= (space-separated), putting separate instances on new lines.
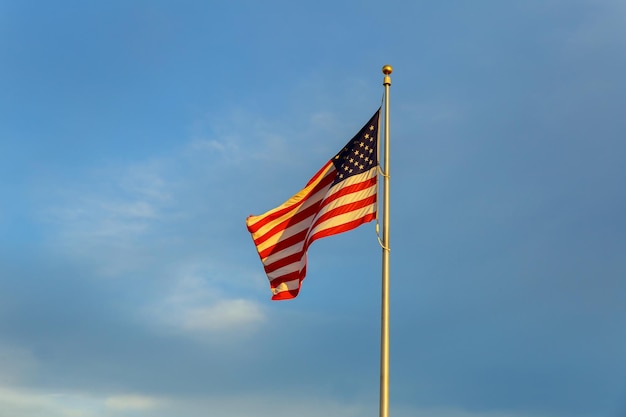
xmin=267 ymin=259 xmax=305 ymax=280
xmin=255 ymin=210 xmax=315 ymax=255
xmin=320 ymin=182 xmax=376 ymax=214
xmin=251 ymin=181 xmax=332 ymax=238
xmin=307 ymin=175 xmax=377 ymax=233
xmin=261 ymin=239 xmax=305 ymax=265
xmin=247 ymin=164 xmax=333 ymax=231
xmin=309 ymin=205 xmax=377 ymax=238
xmin=259 ymin=168 xmax=376 ymax=259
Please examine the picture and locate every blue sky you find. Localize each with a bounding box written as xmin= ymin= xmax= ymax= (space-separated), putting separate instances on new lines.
xmin=1 ymin=1 xmax=625 ymax=416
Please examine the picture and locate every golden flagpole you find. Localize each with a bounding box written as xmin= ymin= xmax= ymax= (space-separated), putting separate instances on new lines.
xmin=379 ymin=64 xmax=392 ymax=417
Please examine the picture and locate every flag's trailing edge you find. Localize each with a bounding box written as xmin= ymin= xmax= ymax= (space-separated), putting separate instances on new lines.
xmin=246 ymin=109 xmax=380 ymax=300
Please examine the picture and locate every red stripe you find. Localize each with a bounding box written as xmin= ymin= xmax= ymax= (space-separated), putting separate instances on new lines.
xmin=247 ymin=110 xmax=380 ymax=300
xmin=260 ymin=189 xmax=376 ymax=272
xmin=258 ymin=228 xmax=307 ymax=259
xmin=319 ymin=175 xmax=376 ymax=209
xmin=308 ymin=212 xmax=377 ymax=243
xmin=266 ymin=209 xmax=377 ymax=290
xmin=261 ymin=207 xmax=376 ymax=298
xmin=246 ymin=163 xmax=335 ymax=233
xmin=257 ymin=190 xmax=376 ymax=269
xmin=269 ymin=270 xmax=302 ymax=287
xmin=266 ymin=210 xmax=376 ymax=300
xmin=312 ymin=194 xmax=377 ymax=229
xmin=269 ymin=266 xmax=308 ymax=300
xmin=263 ymin=251 xmax=304 ymax=274
xmin=252 ymin=193 xmax=326 ymax=246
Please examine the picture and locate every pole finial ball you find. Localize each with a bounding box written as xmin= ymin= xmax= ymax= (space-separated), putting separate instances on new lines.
xmin=382 ymin=65 xmax=393 ymax=75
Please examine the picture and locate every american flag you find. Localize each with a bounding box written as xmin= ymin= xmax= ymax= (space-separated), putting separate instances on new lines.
xmin=246 ymin=109 xmax=380 ymax=300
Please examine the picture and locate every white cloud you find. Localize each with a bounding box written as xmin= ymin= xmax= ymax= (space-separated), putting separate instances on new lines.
xmin=188 ymin=137 xmax=230 ymax=153
xmin=0 ymin=386 xmax=163 ymax=417
xmin=40 ymin=157 xmax=176 ymax=279
xmin=36 ymin=114 xmax=273 ymax=341
xmin=182 ymin=299 xmax=265 ymax=331
xmin=146 ymin=264 xmax=267 ymax=338
xmin=40 ymin=107 xmax=294 ymax=262
xmin=47 ymin=159 xmax=171 ymax=240
xmin=119 ymin=394 xmax=556 ymax=417
xmin=407 ymin=407 xmax=552 ymax=417
xmin=186 ymin=108 xmax=294 ymax=166
xmin=105 ymin=394 xmax=158 ymax=410
xmin=0 ymin=385 xmax=557 ymax=417
xmin=159 ymin=394 xmax=370 ymax=417
xmin=0 ymin=345 xmax=38 ymax=385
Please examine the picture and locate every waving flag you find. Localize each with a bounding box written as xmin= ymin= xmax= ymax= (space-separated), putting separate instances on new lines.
xmin=246 ymin=110 xmax=380 ymax=300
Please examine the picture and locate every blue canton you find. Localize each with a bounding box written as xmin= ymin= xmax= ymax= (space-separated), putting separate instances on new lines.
xmin=331 ymin=110 xmax=380 ymax=185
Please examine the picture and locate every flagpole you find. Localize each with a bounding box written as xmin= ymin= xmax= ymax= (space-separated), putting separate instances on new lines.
xmin=379 ymin=64 xmax=392 ymax=417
